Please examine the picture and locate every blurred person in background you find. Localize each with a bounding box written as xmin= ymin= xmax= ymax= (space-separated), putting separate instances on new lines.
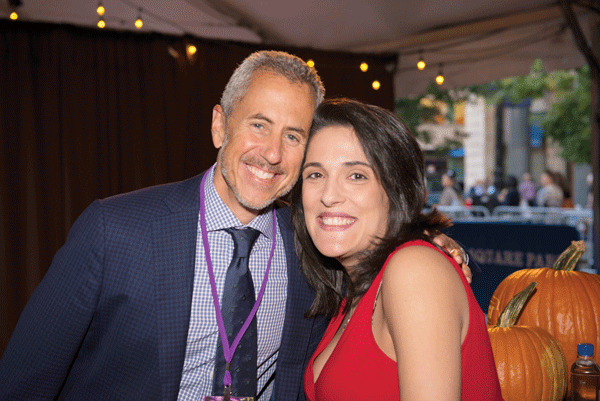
xmin=518 ymin=172 xmax=537 ymax=206
xmin=554 ymin=171 xmax=573 ymax=208
xmin=498 ymin=175 xmax=520 ymax=206
xmin=437 ymin=169 xmax=463 ymax=207
xmin=536 ymin=170 xmax=564 ymax=207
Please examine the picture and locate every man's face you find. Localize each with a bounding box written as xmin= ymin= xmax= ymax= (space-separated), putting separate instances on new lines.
xmin=211 ymin=71 xmax=315 ymax=224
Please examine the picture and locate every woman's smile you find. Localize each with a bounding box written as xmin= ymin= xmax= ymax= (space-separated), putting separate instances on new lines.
xmin=301 ymin=125 xmax=389 ymax=268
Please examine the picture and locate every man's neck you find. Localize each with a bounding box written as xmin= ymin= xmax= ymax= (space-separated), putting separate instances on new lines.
xmin=211 ymin=168 xmax=264 ymax=225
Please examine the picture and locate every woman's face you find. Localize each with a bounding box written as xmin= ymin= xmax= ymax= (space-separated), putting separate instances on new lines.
xmin=301 ymin=125 xmax=389 ymax=269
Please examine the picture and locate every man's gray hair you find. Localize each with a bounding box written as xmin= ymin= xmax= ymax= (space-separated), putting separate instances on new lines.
xmin=220 ymin=50 xmax=325 ymax=118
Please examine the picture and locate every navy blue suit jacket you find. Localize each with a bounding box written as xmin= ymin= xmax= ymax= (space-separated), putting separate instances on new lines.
xmin=0 ymin=173 xmax=328 ymax=400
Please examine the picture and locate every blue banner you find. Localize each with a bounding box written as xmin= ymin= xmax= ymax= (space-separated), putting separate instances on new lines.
xmin=443 ymin=222 xmax=580 ymax=313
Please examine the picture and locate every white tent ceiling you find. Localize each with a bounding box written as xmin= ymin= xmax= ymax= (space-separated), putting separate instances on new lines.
xmin=0 ymin=0 xmax=594 ymax=96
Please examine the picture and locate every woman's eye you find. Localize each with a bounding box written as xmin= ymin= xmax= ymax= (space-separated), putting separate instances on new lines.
xmin=305 ymin=172 xmax=322 ymax=179
xmin=351 ymin=173 xmax=366 ymax=180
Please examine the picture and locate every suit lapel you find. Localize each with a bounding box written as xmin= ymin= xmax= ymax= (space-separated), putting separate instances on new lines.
xmin=275 ymin=207 xmax=317 ymax=400
xmin=153 ymin=174 xmax=202 ymax=400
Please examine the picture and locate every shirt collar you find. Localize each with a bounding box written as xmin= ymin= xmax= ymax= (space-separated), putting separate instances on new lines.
xmin=202 ymin=164 xmax=276 ymax=239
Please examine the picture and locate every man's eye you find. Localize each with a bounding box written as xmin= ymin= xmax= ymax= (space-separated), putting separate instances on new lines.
xmin=287 ymin=133 xmax=299 ymax=142
xmin=305 ymin=172 xmax=322 ymax=179
xmin=252 ymin=123 xmax=263 ymax=130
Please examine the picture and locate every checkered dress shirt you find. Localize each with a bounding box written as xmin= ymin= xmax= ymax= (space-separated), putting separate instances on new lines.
xmin=177 ymin=166 xmax=288 ymax=401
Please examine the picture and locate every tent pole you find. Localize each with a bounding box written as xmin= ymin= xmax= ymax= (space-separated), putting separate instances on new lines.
xmin=559 ymin=0 xmax=600 ymax=269
xmin=591 ymin=13 xmax=600 ymax=270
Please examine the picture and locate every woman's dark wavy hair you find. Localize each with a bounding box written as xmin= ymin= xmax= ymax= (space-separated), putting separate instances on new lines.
xmin=290 ymin=98 xmax=452 ymax=318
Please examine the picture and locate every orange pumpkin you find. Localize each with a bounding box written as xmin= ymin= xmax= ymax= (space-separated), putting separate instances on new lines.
xmin=488 ymin=282 xmax=568 ymax=401
xmin=488 ymin=241 xmax=600 ymax=396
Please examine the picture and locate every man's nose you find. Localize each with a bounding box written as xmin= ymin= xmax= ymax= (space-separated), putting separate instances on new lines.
xmin=262 ymin=132 xmax=283 ymax=164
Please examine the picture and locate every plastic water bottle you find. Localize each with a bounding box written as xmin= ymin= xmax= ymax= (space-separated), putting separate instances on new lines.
xmin=571 ymin=343 xmax=600 ymax=401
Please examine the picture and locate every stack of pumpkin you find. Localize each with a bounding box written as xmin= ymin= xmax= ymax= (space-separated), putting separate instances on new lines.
xmin=486 ymin=241 xmax=600 ymax=401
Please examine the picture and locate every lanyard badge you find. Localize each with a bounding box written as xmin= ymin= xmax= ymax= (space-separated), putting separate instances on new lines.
xmin=200 ymin=167 xmax=277 ymax=401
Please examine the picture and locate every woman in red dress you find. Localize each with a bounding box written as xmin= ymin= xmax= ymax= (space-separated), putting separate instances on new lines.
xmin=290 ymin=98 xmax=504 ymax=401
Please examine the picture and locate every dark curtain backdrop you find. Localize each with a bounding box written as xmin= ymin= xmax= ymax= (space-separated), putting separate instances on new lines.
xmin=0 ymin=20 xmax=395 ymax=356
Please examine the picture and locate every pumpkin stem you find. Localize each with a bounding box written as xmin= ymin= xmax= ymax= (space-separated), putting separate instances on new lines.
xmin=551 ymin=240 xmax=586 ymax=272
xmin=496 ymin=282 xmax=537 ymax=328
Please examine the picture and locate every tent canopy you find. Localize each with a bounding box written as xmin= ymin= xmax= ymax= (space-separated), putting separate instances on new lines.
xmin=1 ymin=0 xmax=592 ymax=95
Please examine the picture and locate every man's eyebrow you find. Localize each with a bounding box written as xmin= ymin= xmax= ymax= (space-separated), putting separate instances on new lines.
xmin=250 ymin=113 xmax=307 ymax=137
xmin=250 ymin=113 xmax=273 ymax=124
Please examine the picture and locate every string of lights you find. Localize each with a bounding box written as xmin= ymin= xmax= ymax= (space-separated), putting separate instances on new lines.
xmin=87 ymin=1 xmax=404 ymax=89
xmin=404 ymin=24 xmax=568 ymax=85
xmin=6 ymin=0 xmax=575 ymax=89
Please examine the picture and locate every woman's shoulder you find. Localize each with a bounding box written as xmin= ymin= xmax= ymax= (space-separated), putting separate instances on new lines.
xmin=383 ymin=240 xmax=464 ymax=295
xmin=389 ymin=239 xmax=448 ymax=262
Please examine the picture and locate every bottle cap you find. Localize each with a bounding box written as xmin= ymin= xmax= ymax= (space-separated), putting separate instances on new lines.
xmin=578 ymin=343 xmax=594 ymax=357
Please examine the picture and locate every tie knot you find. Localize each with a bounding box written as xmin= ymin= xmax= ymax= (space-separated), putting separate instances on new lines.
xmin=225 ymin=227 xmax=260 ymax=259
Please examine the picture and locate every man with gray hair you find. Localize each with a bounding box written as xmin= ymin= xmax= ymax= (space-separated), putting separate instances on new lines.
xmin=0 ymin=50 xmax=471 ymax=401
xmin=0 ymin=49 xmax=326 ymax=401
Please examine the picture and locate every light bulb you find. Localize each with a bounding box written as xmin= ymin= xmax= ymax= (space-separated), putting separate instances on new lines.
xmin=186 ymin=45 xmax=197 ymax=58
xmin=98 ymin=19 xmax=106 ymax=29
xmin=436 ymin=64 xmax=444 ymax=85
xmin=97 ymin=3 xmax=105 ymax=16
xmin=360 ymin=62 xmax=368 ymax=72
xmin=417 ymin=50 xmax=426 ymax=70
xmin=135 ymin=9 xmax=143 ymax=29
xmin=10 ymin=11 xmax=18 ymax=20
xmin=306 ymin=59 xmax=315 ymax=68
xmin=372 ymin=80 xmax=381 ymax=90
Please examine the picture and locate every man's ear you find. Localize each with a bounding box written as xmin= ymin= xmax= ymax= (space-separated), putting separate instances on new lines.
xmin=211 ymin=105 xmax=226 ymax=149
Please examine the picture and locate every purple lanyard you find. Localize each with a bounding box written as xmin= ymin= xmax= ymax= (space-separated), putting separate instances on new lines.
xmin=199 ymin=167 xmax=277 ymax=388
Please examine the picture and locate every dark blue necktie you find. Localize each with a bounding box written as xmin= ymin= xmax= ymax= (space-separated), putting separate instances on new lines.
xmin=213 ymin=227 xmax=260 ymax=398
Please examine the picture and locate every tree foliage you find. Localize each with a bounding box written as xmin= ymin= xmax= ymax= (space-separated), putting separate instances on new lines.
xmin=541 ymin=66 xmax=591 ymax=164
xmin=468 ymin=60 xmax=591 ymax=164
xmin=395 ymin=60 xmax=592 ymax=164
xmin=395 ymin=82 xmax=463 ymax=153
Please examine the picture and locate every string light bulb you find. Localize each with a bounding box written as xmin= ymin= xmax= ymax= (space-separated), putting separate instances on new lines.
xmin=372 ymin=80 xmax=381 ymax=90
xmin=186 ymin=44 xmax=197 ymax=58
xmin=360 ymin=62 xmax=369 ymax=72
xmin=135 ymin=8 xmax=143 ymax=29
xmin=9 ymin=10 xmax=18 ymax=20
xmin=306 ymin=59 xmax=315 ymax=68
xmin=97 ymin=17 xmax=106 ymax=29
xmin=97 ymin=2 xmax=105 ymax=16
xmin=435 ymin=64 xmax=444 ymax=85
xmin=417 ymin=50 xmax=426 ymax=70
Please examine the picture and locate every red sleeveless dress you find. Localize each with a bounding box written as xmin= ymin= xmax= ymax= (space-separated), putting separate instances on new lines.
xmin=303 ymin=240 xmax=504 ymax=400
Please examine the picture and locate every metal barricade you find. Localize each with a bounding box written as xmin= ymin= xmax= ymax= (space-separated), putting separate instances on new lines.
xmin=422 ymin=205 xmax=595 ymax=270
xmin=424 ymin=205 xmax=491 ymax=220
xmin=491 ymin=206 xmax=593 ymax=227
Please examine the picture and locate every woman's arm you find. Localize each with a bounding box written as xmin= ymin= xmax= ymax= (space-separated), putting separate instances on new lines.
xmin=380 ymin=245 xmax=469 ymax=400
